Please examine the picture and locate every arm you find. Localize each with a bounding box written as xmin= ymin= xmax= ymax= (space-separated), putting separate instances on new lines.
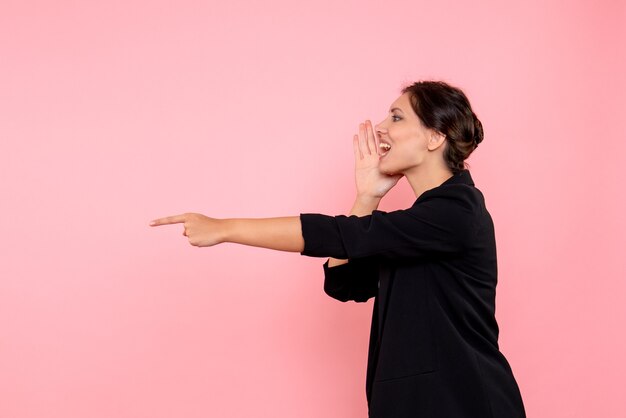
xmin=149 ymin=212 xmax=304 ymax=250
xmin=147 ymin=194 xmax=383 ymax=256
xmin=150 ymin=186 xmax=475 ymax=261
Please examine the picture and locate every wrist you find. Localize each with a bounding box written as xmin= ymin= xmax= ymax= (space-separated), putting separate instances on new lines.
xmin=352 ymin=195 xmax=381 ymax=216
xmin=355 ymin=194 xmax=382 ymax=206
xmin=219 ymin=218 xmax=233 ymax=243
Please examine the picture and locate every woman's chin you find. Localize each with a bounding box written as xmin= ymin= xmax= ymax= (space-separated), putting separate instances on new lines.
xmin=379 ymin=165 xmax=396 ymax=176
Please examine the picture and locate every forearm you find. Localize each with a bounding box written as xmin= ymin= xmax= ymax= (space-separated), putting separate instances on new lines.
xmin=327 ymin=195 xmax=381 ymax=267
xmin=222 ymin=216 xmax=305 ymax=252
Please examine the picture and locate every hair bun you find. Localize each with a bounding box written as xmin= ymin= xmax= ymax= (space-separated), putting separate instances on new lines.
xmin=472 ymin=113 xmax=484 ymax=146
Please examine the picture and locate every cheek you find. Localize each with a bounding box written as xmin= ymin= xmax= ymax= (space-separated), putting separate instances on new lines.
xmin=387 ymin=127 xmax=427 ymax=158
xmin=395 ymin=136 xmax=427 ymax=155
xmin=389 ymin=126 xmax=423 ymax=146
xmin=388 ymin=138 xmax=427 ymax=164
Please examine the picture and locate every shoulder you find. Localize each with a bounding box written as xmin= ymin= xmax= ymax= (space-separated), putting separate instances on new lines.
xmin=411 ymin=183 xmax=485 ymax=215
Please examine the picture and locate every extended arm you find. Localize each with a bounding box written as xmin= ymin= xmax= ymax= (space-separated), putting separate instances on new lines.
xmin=150 ymin=186 xmax=473 ymax=260
xmin=150 ymin=212 xmax=303 ymax=250
xmin=150 ymin=212 xmax=306 ymax=250
xmin=147 ymin=197 xmax=380 ymax=253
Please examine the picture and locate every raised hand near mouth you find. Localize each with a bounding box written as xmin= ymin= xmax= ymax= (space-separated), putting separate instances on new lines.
xmin=354 ymin=120 xmax=403 ymax=199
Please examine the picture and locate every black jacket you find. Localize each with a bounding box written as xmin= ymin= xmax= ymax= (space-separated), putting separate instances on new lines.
xmin=299 ymin=170 xmax=526 ymax=418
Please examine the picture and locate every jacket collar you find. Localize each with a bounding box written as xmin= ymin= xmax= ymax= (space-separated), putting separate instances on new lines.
xmin=412 ymin=169 xmax=474 ymax=205
xmin=442 ymin=169 xmax=474 ymax=186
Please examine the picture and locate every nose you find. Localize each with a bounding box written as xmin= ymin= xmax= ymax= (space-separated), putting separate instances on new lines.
xmin=374 ymin=120 xmax=385 ymax=135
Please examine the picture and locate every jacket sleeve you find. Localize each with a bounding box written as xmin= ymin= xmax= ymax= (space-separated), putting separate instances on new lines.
xmin=299 ymin=193 xmax=475 ymax=260
xmin=322 ymin=257 xmax=379 ymax=303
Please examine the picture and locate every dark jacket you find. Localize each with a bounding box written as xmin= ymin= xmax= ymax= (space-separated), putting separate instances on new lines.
xmin=299 ymin=169 xmax=526 ymax=418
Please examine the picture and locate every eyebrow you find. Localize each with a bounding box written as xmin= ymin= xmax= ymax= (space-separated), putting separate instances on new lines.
xmin=389 ymin=107 xmax=403 ymax=113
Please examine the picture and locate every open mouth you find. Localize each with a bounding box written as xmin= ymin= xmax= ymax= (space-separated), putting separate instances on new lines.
xmin=379 ymin=142 xmax=391 ymax=156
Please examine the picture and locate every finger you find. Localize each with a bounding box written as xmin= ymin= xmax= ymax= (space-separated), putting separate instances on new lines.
xmin=358 ymin=123 xmax=370 ymax=155
xmin=366 ymin=120 xmax=377 ymax=156
xmin=149 ymin=214 xmax=187 ymax=226
xmin=353 ymin=134 xmax=362 ymax=161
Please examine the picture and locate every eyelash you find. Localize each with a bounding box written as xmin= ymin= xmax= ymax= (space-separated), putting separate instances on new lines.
xmin=392 ymin=115 xmax=401 ymax=121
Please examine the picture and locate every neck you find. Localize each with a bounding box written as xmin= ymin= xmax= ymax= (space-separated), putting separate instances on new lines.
xmin=405 ymin=162 xmax=454 ymax=199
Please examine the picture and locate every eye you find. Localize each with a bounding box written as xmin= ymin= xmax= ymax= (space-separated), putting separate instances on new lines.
xmin=392 ymin=115 xmax=401 ymax=121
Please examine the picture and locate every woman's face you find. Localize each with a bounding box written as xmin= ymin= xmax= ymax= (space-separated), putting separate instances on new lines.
xmin=374 ymin=92 xmax=441 ymax=176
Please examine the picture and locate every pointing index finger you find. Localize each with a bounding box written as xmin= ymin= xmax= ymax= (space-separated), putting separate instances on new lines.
xmin=149 ymin=214 xmax=187 ymax=226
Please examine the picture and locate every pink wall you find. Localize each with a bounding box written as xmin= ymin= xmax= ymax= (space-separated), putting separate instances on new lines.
xmin=1 ymin=1 xmax=625 ymax=417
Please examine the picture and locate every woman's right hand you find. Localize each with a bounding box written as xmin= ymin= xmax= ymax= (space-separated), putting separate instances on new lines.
xmin=353 ymin=120 xmax=403 ymax=199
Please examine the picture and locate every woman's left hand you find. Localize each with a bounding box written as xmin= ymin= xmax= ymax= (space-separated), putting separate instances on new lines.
xmin=149 ymin=213 xmax=224 ymax=247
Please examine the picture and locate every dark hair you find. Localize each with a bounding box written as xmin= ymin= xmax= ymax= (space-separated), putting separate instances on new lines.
xmin=400 ymin=80 xmax=484 ymax=175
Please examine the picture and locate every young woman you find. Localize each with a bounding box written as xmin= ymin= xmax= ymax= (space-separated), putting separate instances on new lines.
xmin=149 ymin=80 xmax=526 ymax=418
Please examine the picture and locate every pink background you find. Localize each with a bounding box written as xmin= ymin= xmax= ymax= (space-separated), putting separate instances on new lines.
xmin=1 ymin=1 xmax=625 ymax=417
